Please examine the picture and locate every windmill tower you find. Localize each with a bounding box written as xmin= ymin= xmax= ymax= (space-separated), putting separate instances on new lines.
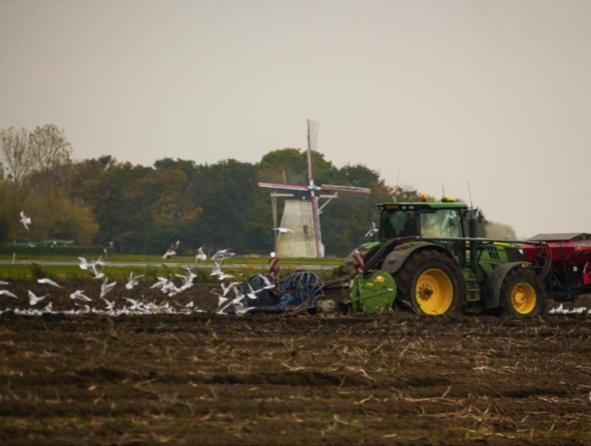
xmin=258 ymin=120 xmax=371 ymax=258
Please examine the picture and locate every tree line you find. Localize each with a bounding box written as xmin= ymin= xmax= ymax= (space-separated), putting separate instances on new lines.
xmin=0 ymin=125 xmax=426 ymax=256
xmin=0 ymin=125 xmax=515 ymax=256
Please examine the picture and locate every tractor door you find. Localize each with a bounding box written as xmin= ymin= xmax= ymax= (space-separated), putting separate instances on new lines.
xmin=418 ymin=209 xmax=465 ymax=265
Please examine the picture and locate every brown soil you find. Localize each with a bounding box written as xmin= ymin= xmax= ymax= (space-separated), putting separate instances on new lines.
xmin=0 ymin=284 xmax=590 ymax=445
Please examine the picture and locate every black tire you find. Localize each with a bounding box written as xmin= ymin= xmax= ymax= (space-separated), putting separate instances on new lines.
xmin=393 ymin=249 xmax=465 ymax=316
xmin=500 ymin=267 xmax=546 ymax=317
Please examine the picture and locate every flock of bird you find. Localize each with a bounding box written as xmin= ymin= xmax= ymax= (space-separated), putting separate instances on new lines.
xmin=4 ymin=209 xmax=282 ymax=316
xmin=0 ymin=245 xmax=279 ymax=316
xmin=548 ymin=303 xmax=591 ymax=315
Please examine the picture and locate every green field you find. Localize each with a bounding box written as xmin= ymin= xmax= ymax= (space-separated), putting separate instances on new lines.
xmin=0 ymin=252 xmax=342 ymax=266
xmin=0 ymin=258 xmax=343 ymax=283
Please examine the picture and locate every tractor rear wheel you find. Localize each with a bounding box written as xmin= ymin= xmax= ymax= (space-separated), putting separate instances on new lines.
xmin=394 ymin=249 xmax=464 ymax=316
xmin=500 ymin=267 xmax=545 ymax=317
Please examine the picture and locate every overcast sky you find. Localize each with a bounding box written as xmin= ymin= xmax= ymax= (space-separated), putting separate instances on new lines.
xmin=1 ymin=0 xmax=590 ymax=237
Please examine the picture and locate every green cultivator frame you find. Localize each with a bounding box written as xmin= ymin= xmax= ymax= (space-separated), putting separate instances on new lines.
xmin=346 ymin=270 xmax=397 ymax=314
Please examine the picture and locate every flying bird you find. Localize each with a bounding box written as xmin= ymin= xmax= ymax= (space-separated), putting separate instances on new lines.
xmin=365 ymin=221 xmax=378 ymax=238
xmin=195 ymin=247 xmax=207 ymax=262
xmin=125 ymin=272 xmax=143 ymax=290
xmin=19 ymin=211 xmax=31 ymax=231
xmin=210 ymin=262 xmax=222 ymax=277
xmin=217 ymin=271 xmax=234 ymax=281
xmin=78 ymin=257 xmax=89 ymax=270
xmin=100 ymin=278 xmax=117 ymax=298
xmin=245 ymin=283 xmax=258 ymax=300
xmin=27 ymin=290 xmax=47 ymax=306
xmin=212 ymin=249 xmax=235 ymax=261
xmin=125 ymin=298 xmax=144 ymax=311
xmin=78 ymin=256 xmax=105 ymax=279
xmin=258 ymin=273 xmax=275 ymax=290
xmin=235 ymin=305 xmax=254 ymax=315
xmin=70 ymin=290 xmax=92 ymax=302
xmin=210 ymin=261 xmax=235 ymax=281
xmin=37 ymin=278 xmax=61 ymax=288
xmin=151 ymin=277 xmax=170 ymax=290
xmin=0 ymin=290 xmax=18 ymax=299
xmin=163 ymin=240 xmax=180 ymax=259
xmin=217 ymin=294 xmax=229 ymax=307
xmin=103 ymin=158 xmax=114 ymax=171
xmin=273 ymin=227 xmax=293 ymax=234
xmin=221 ymin=281 xmax=243 ymax=297
xmin=102 ymin=297 xmax=115 ymax=311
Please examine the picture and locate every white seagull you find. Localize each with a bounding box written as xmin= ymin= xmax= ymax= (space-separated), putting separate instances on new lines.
xmin=70 ymin=290 xmax=92 ymax=302
xmin=273 ymin=227 xmax=293 ymax=234
xmin=217 ymin=271 xmax=234 ymax=281
xmin=365 ymin=221 xmax=378 ymax=238
xmin=257 ymin=274 xmax=276 ymax=291
xmin=102 ymin=297 xmax=115 ymax=311
xmin=125 ymin=273 xmax=143 ymax=290
xmin=125 ymin=298 xmax=144 ymax=311
xmin=212 ymin=249 xmax=235 ymax=261
xmin=78 ymin=256 xmax=105 ymax=279
xmin=100 ymin=278 xmax=117 ymax=298
xmin=78 ymin=257 xmax=89 ymax=270
xmin=0 ymin=290 xmax=18 ymax=299
xmin=28 ymin=290 xmax=47 ymax=306
xmin=37 ymin=278 xmax=61 ymax=288
xmin=221 ymin=281 xmax=243 ymax=297
xmin=163 ymin=240 xmax=180 ymax=259
xmin=103 ymin=158 xmax=114 ymax=171
xmin=151 ymin=277 xmax=170 ymax=290
xmin=19 ymin=211 xmax=31 ymax=231
xmin=195 ymin=247 xmax=207 ymax=262
xmin=245 ymin=283 xmax=258 ymax=300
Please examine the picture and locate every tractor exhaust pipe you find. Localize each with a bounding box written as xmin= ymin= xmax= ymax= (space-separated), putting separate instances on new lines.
xmin=469 ymin=216 xmax=479 ymax=273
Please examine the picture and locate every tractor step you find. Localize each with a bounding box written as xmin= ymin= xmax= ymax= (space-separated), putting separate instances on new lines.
xmin=465 ymin=278 xmax=481 ymax=302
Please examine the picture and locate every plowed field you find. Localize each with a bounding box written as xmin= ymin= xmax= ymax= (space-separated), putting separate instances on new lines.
xmin=1 ymin=285 xmax=590 ymax=445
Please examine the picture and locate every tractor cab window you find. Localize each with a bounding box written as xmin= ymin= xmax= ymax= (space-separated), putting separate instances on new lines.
xmin=420 ymin=209 xmax=462 ymax=238
xmin=380 ymin=210 xmax=418 ymax=239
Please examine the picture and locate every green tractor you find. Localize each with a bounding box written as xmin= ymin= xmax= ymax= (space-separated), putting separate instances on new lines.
xmin=344 ymin=199 xmax=545 ymax=317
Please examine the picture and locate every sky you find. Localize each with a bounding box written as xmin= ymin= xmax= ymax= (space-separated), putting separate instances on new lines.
xmin=1 ymin=0 xmax=590 ymax=238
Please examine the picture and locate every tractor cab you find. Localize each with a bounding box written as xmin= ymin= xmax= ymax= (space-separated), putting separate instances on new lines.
xmin=378 ymin=200 xmax=475 ymax=241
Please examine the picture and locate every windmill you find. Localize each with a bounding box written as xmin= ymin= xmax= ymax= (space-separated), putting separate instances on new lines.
xmin=258 ymin=120 xmax=371 ymax=258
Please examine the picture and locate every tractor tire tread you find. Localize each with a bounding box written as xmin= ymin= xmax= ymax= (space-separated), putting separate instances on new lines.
xmin=392 ymin=248 xmax=465 ymax=316
xmin=500 ymin=267 xmax=546 ymax=317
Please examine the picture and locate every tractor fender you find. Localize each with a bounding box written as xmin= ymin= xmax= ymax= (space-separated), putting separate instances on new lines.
xmin=381 ymin=241 xmax=454 ymax=274
xmin=482 ymin=262 xmax=531 ymax=310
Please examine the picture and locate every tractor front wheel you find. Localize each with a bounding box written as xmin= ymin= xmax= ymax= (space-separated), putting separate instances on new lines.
xmin=394 ymin=249 xmax=464 ymax=316
xmin=501 ymin=267 xmax=545 ymax=317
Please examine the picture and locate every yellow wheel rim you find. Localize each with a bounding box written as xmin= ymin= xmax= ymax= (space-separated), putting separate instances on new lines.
xmin=415 ymin=268 xmax=453 ymax=315
xmin=511 ymin=282 xmax=536 ymax=315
